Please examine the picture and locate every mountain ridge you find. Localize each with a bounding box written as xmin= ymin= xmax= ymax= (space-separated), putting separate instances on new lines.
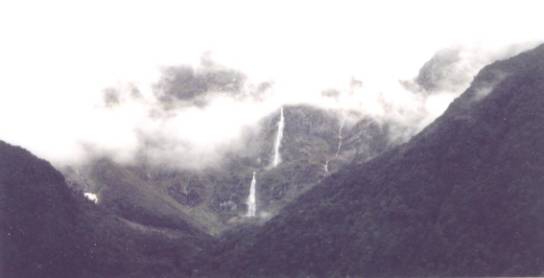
xmin=210 ymin=43 xmax=544 ymax=277
xmin=2 ymin=43 xmax=544 ymax=277
xmin=0 ymin=139 xmax=216 ymax=277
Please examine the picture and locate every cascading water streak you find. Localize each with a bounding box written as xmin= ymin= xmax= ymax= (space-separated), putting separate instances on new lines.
xmin=335 ymin=116 xmax=345 ymax=158
xmin=246 ymin=171 xmax=257 ymax=217
xmin=272 ymin=106 xmax=285 ymax=167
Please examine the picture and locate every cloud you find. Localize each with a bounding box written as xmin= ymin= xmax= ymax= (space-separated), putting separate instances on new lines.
xmin=8 ymin=44 xmax=537 ymax=171
xmin=414 ymin=48 xmax=469 ymax=93
xmin=408 ymin=44 xmax=539 ymax=94
xmin=153 ymin=61 xmax=248 ymax=109
xmin=0 ymin=0 xmax=541 ymax=170
xmin=103 ymin=88 xmax=121 ymax=107
xmin=69 ymin=60 xmax=277 ymax=170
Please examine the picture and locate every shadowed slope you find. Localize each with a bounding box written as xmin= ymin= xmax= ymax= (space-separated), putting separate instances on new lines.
xmin=0 ymin=140 xmax=215 ymax=277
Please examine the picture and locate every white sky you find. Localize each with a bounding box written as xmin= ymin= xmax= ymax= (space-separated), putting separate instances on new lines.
xmin=0 ymin=0 xmax=543 ymax=166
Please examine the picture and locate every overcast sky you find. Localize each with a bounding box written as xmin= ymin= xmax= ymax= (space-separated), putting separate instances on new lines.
xmin=0 ymin=0 xmax=542 ymax=166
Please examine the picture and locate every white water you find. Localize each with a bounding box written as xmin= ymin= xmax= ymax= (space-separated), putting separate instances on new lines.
xmin=246 ymin=171 xmax=257 ymax=217
xmin=335 ymin=117 xmax=345 ymax=158
xmin=271 ymin=106 xmax=285 ymax=167
xmin=324 ymin=159 xmax=330 ymax=173
xmin=84 ymin=192 xmax=99 ymax=204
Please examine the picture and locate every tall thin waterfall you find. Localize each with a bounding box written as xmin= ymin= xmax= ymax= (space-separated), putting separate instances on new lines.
xmin=335 ymin=117 xmax=345 ymax=158
xmin=272 ymin=106 xmax=285 ymax=167
xmin=246 ymin=171 xmax=257 ymax=217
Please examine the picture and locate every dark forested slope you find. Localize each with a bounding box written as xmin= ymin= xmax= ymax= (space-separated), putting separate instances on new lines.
xmin=0 ymin=140 xmax=214 ymax=278
xmin=0 ymin=140 xmax=82 ymax=277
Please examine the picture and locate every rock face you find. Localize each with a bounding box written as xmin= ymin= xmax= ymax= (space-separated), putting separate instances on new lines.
xmin=213 ymin=44 xmax=544 ymax=276
xmin=64 ymin=105 xmax=395 ymax=235
xmin=0 ymin=140 xmax=214 ymax=277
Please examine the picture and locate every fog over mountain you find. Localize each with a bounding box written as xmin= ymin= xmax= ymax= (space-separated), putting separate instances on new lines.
xmin=0 ymin=1 xmax=542 ymax=169
xmin=3 ymin=41 xmax=544 ymax=277
xmin=0 ymin=44 xmax=535 ymax=170
xmin=50 ymin=44 xmax=535 ymax=237
xmin=2 ymin=1 xmax=544 ymax=277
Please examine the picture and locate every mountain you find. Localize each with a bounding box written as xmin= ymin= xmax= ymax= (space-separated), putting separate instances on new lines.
xmin=0 ymin=140 xmax=214 ymax=277
xmin=212 ymin=44 xmax=544 ymax=276
xmin=0 ymin=140 xmax=82 ymax=277
xmin=63 ymin=105 xmax=395 ymax=235
xmin=6 ymin=42 xmax=543 ymax=278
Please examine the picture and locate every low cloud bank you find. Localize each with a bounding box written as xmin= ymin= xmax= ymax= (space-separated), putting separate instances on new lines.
xmin=0 ymin=43 xmax=537 ymax=170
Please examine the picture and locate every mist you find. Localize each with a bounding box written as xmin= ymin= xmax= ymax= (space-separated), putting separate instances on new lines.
xmin=0 ymin=1 xmax=542 ymax=169
xmin=9 ymin=45 xmax=533 ymax=170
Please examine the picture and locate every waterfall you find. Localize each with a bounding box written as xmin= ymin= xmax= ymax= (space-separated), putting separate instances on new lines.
xmin=246 ymin=171 xmax=257 ymax=217
xmin=272 ymin=106 xmax=285 ymax=167
xmin=335 ymin=117 xmax=345 ymax=158
xmin=324 ymin=159 xmax=330 ymax=173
